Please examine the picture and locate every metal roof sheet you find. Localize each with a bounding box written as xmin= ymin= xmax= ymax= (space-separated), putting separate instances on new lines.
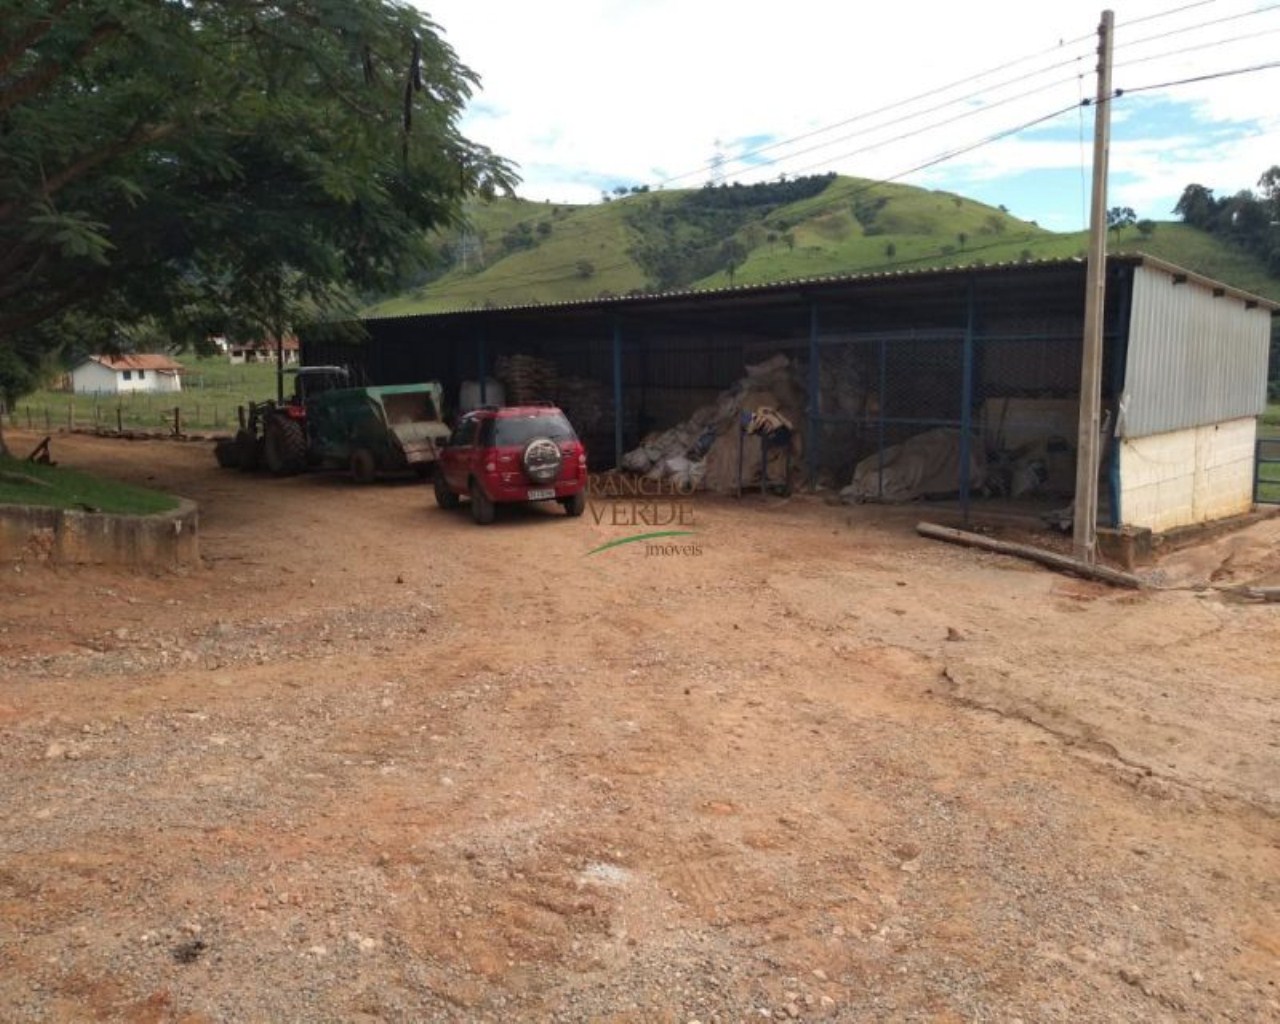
xmin=363 ymin=253 xmax=1279 ymax=324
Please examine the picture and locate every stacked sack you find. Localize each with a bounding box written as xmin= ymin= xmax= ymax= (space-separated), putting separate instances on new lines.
xmin=621 ymin=355 xmax=806 ymax=493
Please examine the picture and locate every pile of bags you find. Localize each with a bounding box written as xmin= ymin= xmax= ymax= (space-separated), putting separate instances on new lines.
xmin=621 ymin=355 xmax=806 ymax=493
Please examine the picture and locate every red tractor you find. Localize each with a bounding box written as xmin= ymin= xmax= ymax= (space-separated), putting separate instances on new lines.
xmin=214 ymin=366 xmax=350 ymax=475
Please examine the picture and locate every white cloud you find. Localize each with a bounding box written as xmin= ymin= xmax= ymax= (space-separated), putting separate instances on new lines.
xmin=417 ymin=0 xmax=1280 ymax=224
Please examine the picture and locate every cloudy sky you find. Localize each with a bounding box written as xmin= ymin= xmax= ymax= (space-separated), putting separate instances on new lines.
xmin=415 ymin=0 xmax=1280 ymax=231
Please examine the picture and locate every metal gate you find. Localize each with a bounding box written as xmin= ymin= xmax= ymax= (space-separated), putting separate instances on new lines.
xmin=1256 ymin=435 xmax=1280 ymax=504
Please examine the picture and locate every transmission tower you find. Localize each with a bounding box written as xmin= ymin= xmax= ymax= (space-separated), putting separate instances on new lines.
xmin=709 ymin=139 xmax=726 ymax=186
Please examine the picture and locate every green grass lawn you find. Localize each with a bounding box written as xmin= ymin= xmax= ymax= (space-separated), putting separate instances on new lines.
xmin=6 ymin=356 xmax=280 ymax=435
xmin=0 ymin=456 xmax=179 ymax=514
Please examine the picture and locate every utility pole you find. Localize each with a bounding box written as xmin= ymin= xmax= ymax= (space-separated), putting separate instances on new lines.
xmin=1073 ymin=9 xmax=1114 ymax=564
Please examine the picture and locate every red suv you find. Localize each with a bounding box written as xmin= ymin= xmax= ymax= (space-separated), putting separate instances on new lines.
xmin=434 ymin=405 xmax=589 ymax=524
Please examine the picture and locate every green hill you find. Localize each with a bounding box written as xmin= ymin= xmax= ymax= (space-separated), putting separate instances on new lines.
xmin=366 ymin=174 xmax=1280 ymax=316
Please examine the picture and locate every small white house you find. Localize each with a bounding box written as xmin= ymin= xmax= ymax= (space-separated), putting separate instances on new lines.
xmin=70 ymin=354 xmax=184 ymax=395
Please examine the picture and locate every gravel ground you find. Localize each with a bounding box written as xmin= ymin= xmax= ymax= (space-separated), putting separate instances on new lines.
xmin=1 ymin=432 xmax=1278 ymax=1023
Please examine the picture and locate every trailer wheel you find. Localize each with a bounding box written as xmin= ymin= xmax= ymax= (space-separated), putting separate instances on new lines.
xmin=235 ymin=428 xmax=260 ymax=472
xmin=214 ymin=438 xmax=241 ymax=469
xmin=264 ymin=416 xmax=306 ymax=476
xmin=470 ymin=480 xmax=495 ymax=525
xmin=434 ymin=471 xmax=459 ymax=509
xmin=350 ymin=448 xmax=376 ymax=485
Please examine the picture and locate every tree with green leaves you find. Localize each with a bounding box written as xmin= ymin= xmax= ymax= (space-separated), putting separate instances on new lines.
xmin=1107 ymin=206 xmax=1137 ymax=239
xmin=719 ymin=238 xmax=748 ymax=286
xmin=0 ymin=0 xmax=515 ymax=453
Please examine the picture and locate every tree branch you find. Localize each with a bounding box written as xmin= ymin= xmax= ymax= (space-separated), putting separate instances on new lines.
xmin=0 ymin=121 xmax=180 ymax=223
xmin=0 ymin=276 xmax=102 ymax=341
xmin=0 ymin=19 xmax=122 ymax=116
xmin=0 ymin=0 xmax=75 ymax=78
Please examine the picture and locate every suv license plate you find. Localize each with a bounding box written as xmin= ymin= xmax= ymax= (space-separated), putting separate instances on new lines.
xmin=527 ymin=488 xmax=555 ymax=501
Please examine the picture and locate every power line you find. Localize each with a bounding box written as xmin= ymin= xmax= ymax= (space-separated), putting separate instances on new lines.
xmin=458 ymin=6 xmax=1273 ymax=271
xmin=731 ymin=4 xmax=1280 ymax=187
xmin=428 ymin=16 xmax=1280 ymax=305
xmin=1119 ymin=0 xmax=1216 ymax=29
xmin=1119 ymin=57 xmax=1280 ymax=92
xmin=1114 ymin=25 xmax=1280 ymax=72
xmin=653 ymin=2 xmax=1271 ymax=191
xmin=654 ymin=36 xmax=1097 ymax=189
xmin=1114 ymin=1 xmax=1280 ymax=52
xmin=449 ymin=102 xmax=1087 ymax=299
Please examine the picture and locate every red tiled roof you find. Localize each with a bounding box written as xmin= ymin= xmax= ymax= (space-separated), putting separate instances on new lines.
xmin=232 ymin=335 xmax=299 ymax=351
xmin=89 ymin=354 xmax=184 ymax=373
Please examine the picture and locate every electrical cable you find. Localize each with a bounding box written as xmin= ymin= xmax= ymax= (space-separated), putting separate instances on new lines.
xmin=1119 ymin=57 xmax=1280 ymax=93
xmin=1114 ymin=25 xmax=1280 ymax=72
xmin=414 ymin=13 xmax=1280 ymax=307
xmin=655 ymin=3 xmax=1276 ymax=190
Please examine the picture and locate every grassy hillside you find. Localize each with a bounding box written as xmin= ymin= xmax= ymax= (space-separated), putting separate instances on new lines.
xmin=366 ymin=175 xmax=1280 ymax=316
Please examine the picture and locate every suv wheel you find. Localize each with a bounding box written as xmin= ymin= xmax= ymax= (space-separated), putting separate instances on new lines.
xmin=560 ymin=490 xmax=586 ymax=517
xmin=522 ymin=437 xmax=562 ymax=484
xmin=470 ymin=480 xmax=495 ymax=525
xmin=434 ymin=471 xmax=460 ymax=509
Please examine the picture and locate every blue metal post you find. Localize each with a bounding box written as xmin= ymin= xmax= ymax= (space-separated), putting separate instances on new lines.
xmin=1107 ymin=267 xmax=1132 ymax=527
xmin=613 ymin=320 xmax=623 ymax=468
xmin=807 ymin=302 xmax=820 ymax=487
xmin=877 ymin=338 xmax=887 ymax=498
xmin=959 ymin=280 xmax=976 ymax=525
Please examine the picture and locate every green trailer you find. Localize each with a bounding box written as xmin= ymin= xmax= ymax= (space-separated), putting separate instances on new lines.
xmin=307 ymin=383 xmax=450 ymax=482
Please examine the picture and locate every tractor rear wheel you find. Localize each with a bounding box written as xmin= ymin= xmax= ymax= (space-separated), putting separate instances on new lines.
xmin=264 ymin=415 xmax=307 ymax=476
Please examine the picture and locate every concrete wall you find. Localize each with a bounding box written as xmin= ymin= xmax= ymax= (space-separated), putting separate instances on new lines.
xmin=1118 ymin=416 xmax=1257 ymax=533
xmin=0 ymin=499 xmax=199 ymax=568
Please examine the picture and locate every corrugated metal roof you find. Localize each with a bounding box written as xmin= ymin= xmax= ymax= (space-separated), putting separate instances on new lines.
xmin=364 ymin=253 xmax=1280 ymax=323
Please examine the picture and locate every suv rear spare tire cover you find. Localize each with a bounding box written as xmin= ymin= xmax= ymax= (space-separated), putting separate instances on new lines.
xmin=522 ymin=438 xmax=562 ymax=484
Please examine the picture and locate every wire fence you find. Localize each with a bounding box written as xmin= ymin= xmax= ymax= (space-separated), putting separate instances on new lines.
xmin=810 ymin=326 xmax=1103 ymax=517
xmin=1 ymin=362 xmax=278 ymax=438
xmin=3 ymin=391 xmax=250 ymax=436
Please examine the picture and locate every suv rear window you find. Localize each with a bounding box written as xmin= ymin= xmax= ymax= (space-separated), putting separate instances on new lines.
xmin=489 ymin=412 xmax=576 ymax=447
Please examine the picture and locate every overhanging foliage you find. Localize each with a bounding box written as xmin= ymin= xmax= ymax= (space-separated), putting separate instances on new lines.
xmin=0 ymin=0 xmax=516 ymax=393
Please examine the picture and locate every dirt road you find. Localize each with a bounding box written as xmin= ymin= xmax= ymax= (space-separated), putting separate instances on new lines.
xmin=2 ymin=432 xmax=1278 ymax=1022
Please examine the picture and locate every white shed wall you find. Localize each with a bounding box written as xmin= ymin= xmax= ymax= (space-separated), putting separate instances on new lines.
xmin=1119 ymin=416 xmax=1257 ymax=532
xmin=71 ymin=362 xmax=119 ymax=394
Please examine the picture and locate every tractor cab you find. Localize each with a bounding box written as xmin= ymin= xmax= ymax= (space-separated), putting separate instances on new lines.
xmin=283 ymin=365 xmax=350 ymax=406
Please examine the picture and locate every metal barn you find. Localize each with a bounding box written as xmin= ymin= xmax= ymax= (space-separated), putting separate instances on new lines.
xmin=303 ymin=255 xmax=1276 ymax=533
